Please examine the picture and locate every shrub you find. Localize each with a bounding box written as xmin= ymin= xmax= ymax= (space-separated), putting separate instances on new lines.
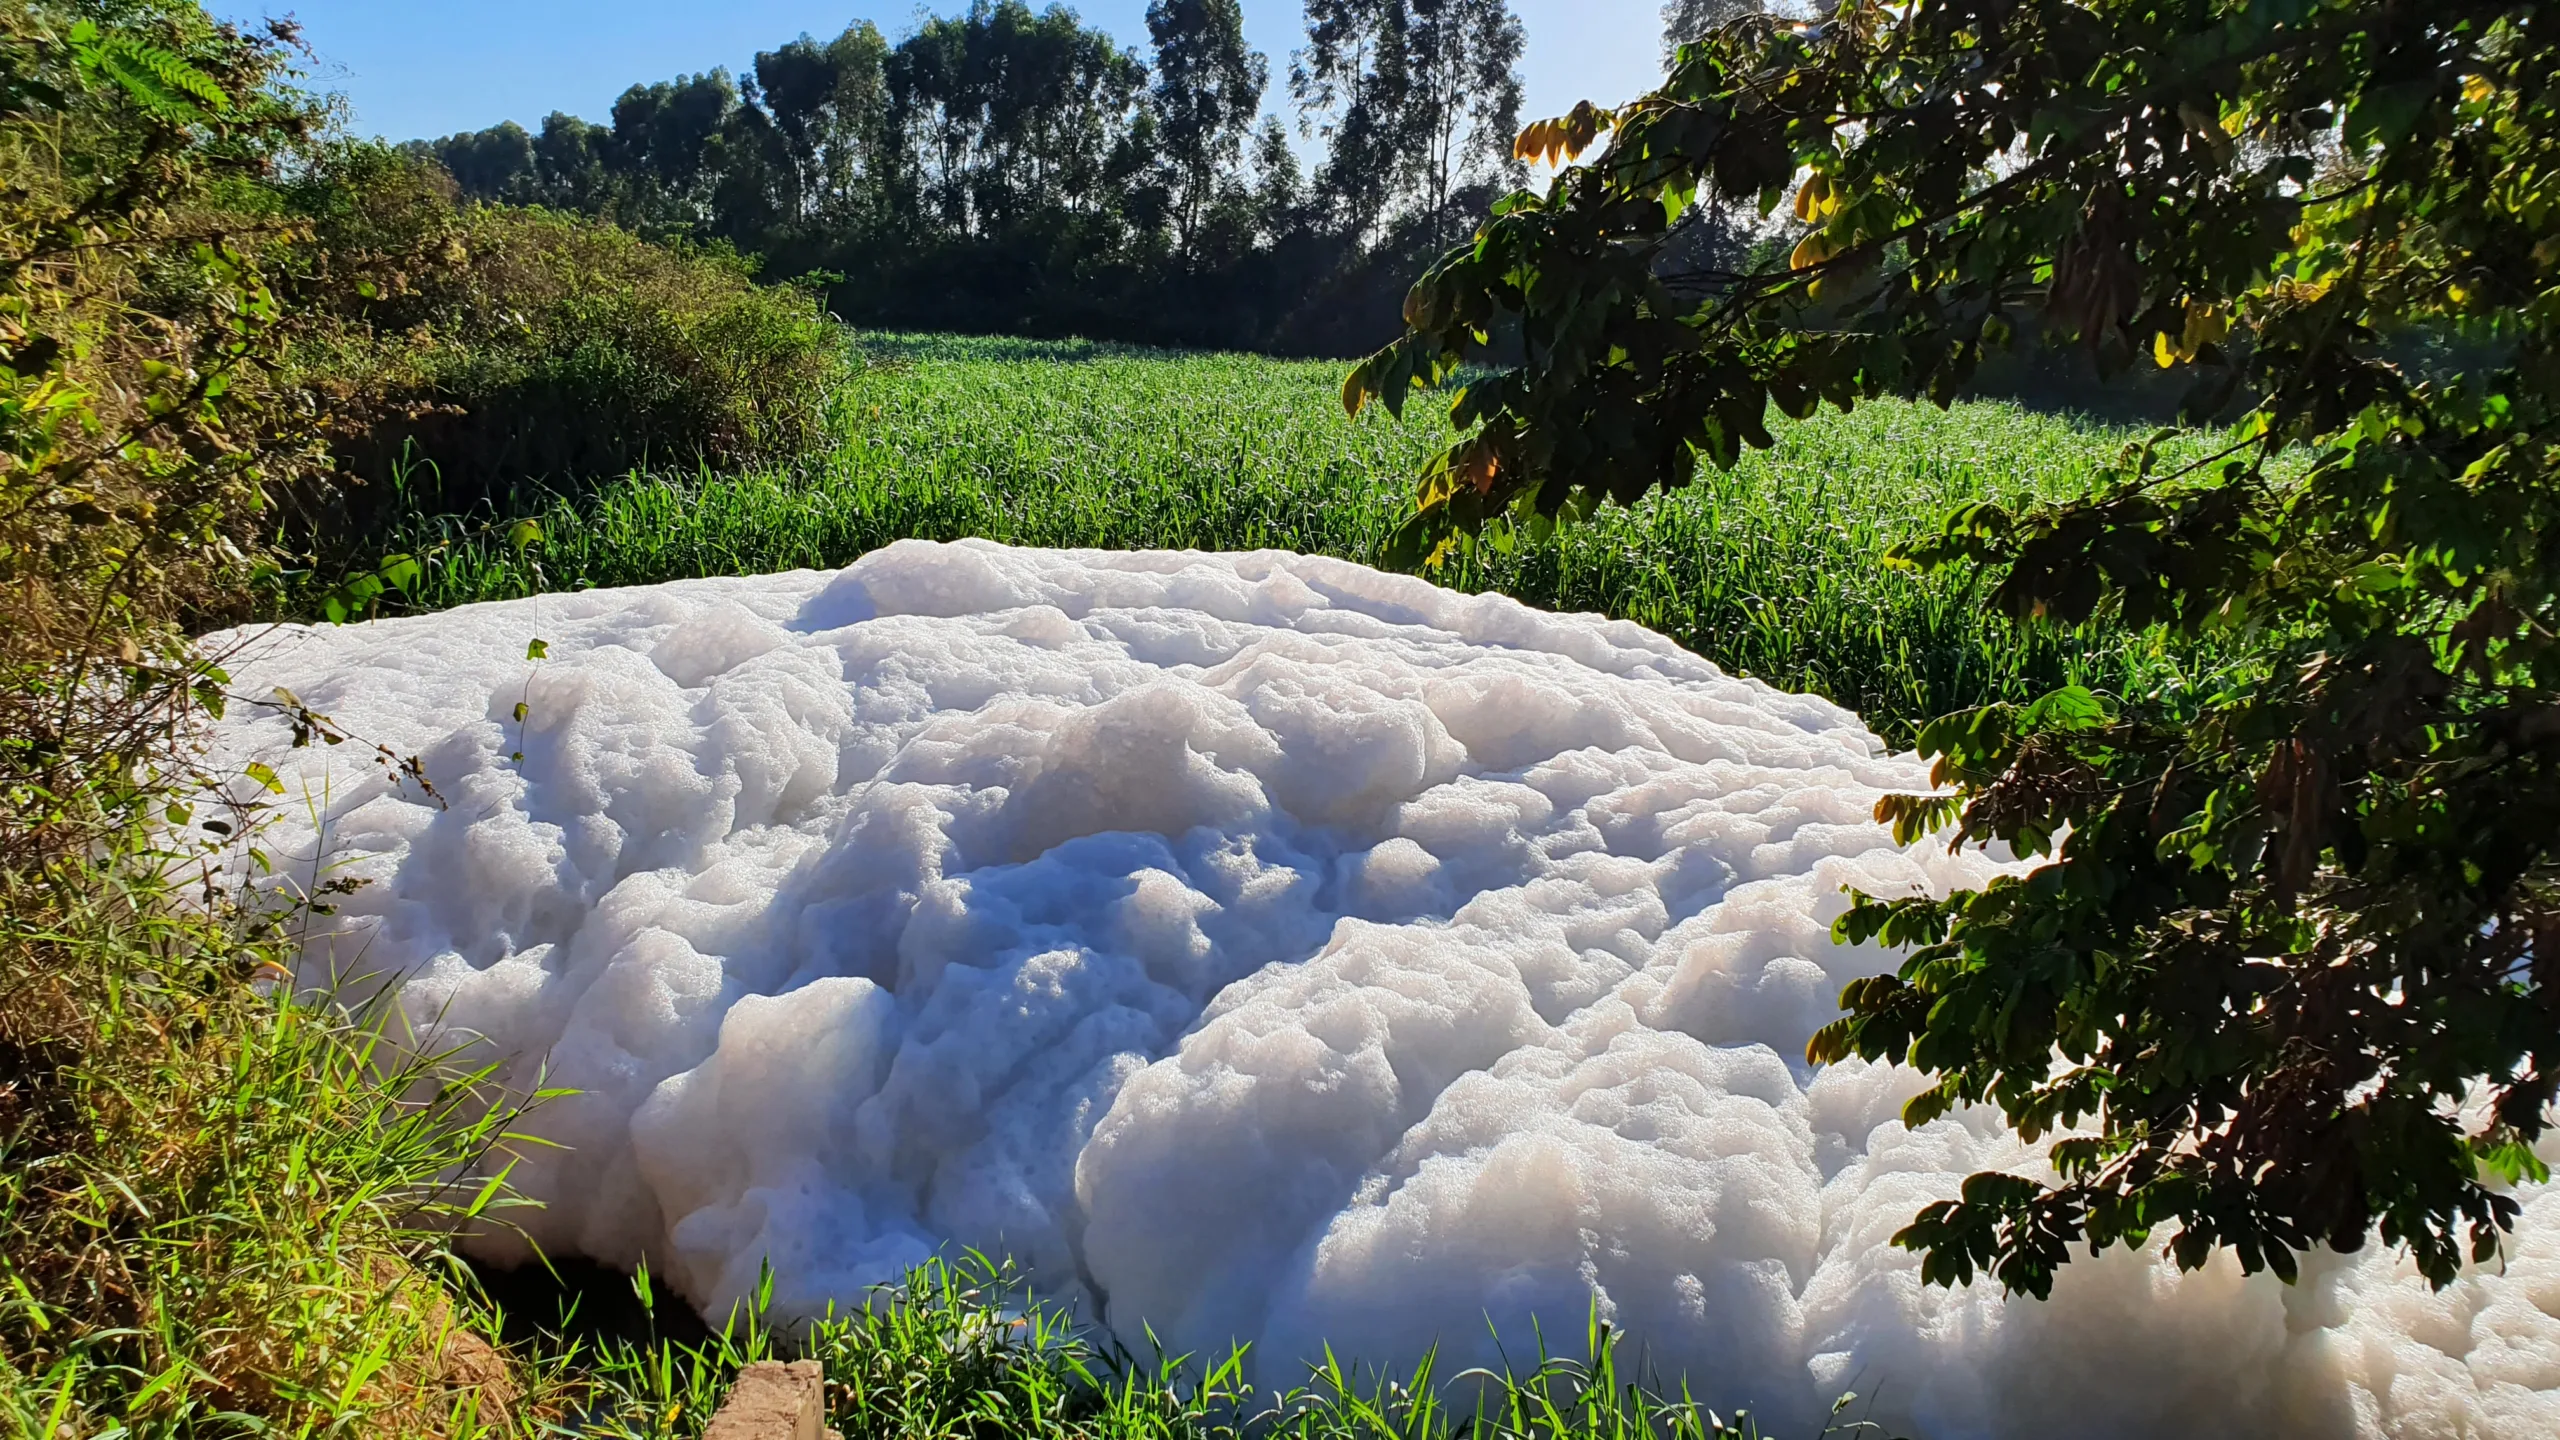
xmin=0 ymin=7 xmax=548 ymax=1431
xmin=0 ymin=0 xmax=333 ymax=870
xmin=284 ymin=147 xmax=851 ymax=521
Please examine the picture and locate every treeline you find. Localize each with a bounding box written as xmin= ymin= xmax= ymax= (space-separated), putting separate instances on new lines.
xmin=408 ymin=0 xmax=1536 ymax=355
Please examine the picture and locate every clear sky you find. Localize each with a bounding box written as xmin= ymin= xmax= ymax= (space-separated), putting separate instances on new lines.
xmin=216 ymin=1 xmax=1670 ymax=147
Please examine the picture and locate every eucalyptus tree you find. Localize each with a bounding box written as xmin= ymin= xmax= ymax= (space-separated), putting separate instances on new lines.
xmin=1293 ymin=0 xmax=1418 ymax=237
xmin=530 ymin=112 xmax=612 ymax=210
xmin=1294 ymin=0 xmax=1524 ymax=242
xmin=415 ymin=119 xmax=536 ymax=200
xmin=1148 ymin=0 xmax=1267 ymax=251
xmin=604 ymin=69 xmax=746 ymax=234
xmin=887 ymin=1 xmax=1150 ymax=239
xmin=752 ymin=24 xmax=897 ymax=234
xmin=1403 ymin=0 xmax=1523 ymax=245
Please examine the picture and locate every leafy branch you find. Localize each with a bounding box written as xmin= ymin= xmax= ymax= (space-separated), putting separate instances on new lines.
xmin=1356 ymin=0 xmax=2560 ymax=1293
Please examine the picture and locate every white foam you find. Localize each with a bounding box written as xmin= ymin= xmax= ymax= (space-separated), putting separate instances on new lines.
xmin=199 ymin=539 xmax=2557 ymax=1438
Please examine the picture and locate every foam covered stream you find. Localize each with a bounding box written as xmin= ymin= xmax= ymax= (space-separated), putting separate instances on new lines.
xmin=202 ymin=541 xmax=2557 ymax=1437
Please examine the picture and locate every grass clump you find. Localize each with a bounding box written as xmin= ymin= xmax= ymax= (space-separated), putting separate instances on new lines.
xmin=0 ymin=822 xmax=548 ymax=1435
xmin=351 ymin=334 xmax=2229 ymax=744
xmin=519 ymin=1254 xmax=1882 ymax=1440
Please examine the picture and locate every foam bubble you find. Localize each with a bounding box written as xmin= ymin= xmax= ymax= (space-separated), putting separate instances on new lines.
xmin=200 ymin=540 xmax=2557 ymax=1438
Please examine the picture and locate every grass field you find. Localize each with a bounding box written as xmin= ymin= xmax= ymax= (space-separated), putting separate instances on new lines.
xmin=343 ymin=333 xmax=2226 ymax=746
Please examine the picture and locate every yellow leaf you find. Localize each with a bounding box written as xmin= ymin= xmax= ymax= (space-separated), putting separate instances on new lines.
xmin=2154 ymin=331 xmax=2179 ymax=369
xmin=1513 ymin=101 xmax=1612 ymax=166
xmin=1792 ymin=172 xmax=1833 ymax=222
xmin=2181 ymin=300 xmax=2227 ymax=352
xmin=2463 ymin=74 xmax=2494 ymax=104
xmin=1342 ymin=365 xmax=1366 ymax=418
xmin=1789 ymin=231 xmax=1836 ymax=271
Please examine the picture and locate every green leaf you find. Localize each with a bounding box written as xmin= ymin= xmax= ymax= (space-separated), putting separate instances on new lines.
xmin=378 ymin=554 xmax=421 ymax=591
xmin=2475 ymin=1135 xmax=2552 ymax=1187
xmin=2022 ymin=685 xmax=2110 ymax=732
xmin=462 ymin=1159 xmax=518 ymax=1219
xmin=70 ymin=22 xmax=229 ymax=122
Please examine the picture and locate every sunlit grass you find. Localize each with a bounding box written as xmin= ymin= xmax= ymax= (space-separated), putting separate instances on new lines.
xmin=0 ymin=824 xmax=556 ymax=1437
xmin=529 ymin=1254 xmax=1872 ymax=1440
xmin=338 ymin=332 xmax=2225 ymax=744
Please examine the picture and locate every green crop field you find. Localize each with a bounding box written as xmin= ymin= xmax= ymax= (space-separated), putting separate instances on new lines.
xmin=344 ymin=332 xmax=2226 ymax=745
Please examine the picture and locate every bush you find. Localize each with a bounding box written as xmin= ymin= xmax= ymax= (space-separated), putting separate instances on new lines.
xmin=284 ymin=147 xmax=851 ymax=520
xmin=0 ymin=825 xmax=544 ymax=1435
xmin=0 ymin=8 xmax=546 ymax=1431
xmin=0 ymin=0 xmax=331 ymax=871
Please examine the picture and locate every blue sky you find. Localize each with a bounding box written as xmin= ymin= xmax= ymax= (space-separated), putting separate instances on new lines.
xmin=217 ymin=1 xmax=1669 ymax=147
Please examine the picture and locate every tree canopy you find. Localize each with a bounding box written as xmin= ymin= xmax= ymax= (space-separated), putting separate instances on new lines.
xmin=406 ymin=0 xmax=1530 ymax=355
xmin=1352 ymin=0 xmax=2560 ymax=1296
xmin=1293 ymin=0 xmax=1526 ymax=241
xmin=1149 ymin=0 xmax=1267 ymax=247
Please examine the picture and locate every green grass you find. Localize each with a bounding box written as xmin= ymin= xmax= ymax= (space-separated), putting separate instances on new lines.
xmin=341 ymin=332 xmax=2227 ymax=746
xmin=0 ymin=823 xmax=550 ymax=1437
xmin=520 ymin=1254 xmax=1867 ymax=1440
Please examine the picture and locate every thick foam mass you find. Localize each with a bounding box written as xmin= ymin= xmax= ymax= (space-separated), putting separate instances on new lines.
xmin=201 ymin=540 xmax=2557 ymax=1439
